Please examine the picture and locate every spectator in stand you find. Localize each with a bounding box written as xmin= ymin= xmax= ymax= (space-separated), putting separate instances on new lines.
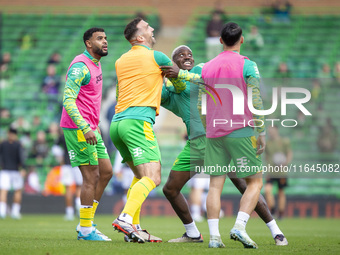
xmin=205 ymin=10 xmax=224 ymax=60
xmin=272 ymin=0 xmax=292 ymax=23
xmin=265 ymin=125 xmax=293 ymax=219
xmin=0 ymin=108 xmax=13 ymax=138
xmin=0 ymin=127 xmax=26 ymax=219
xmin=47 ymin=122 xmax=60 ymax=145
xmin=42 ymin=64 xmax=61 ymax=95
xmin=276 ymin=62 xmax=291 ymax=79
xmin=18 ymin=32 xmax=36 ymax=51
xmin=246 ymin=26 xmax=264 ymax=51
xmin=30 ymin=115 xmax=44 ymax=135
xmin=333 ymin=61 xmax=340 ymax=84
xmin=30 ymin=130 xmax=49 ymax=166
xmin=311 ymin=79 xmax=323 ymax=110
xmin=317 ymin=63 xmax=333 ymax=88
xmin=52 ymin=128 xmax=82 ymax=221
xmin=0 ymin=52 xmax=12 ymax=89
xmin=47 ymin=52 xmax=61 ymax=65
xmin=212 ymin=0 xmax=227 ymax=19
xmin=317 ymin=63 xmax=332 ymax=79
xmin=275 ymin=62 xmax=291 ymax=88
xmin=11 ymin=116 xmax=31 ymax=137
xmin=317 ymin=117 xmax=338 ymax=154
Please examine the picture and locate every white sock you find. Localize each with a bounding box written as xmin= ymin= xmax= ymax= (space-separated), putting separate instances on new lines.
xmin=235 ymin=211 xmax=250 ymax=229
xmin=66 ymin=206 xmax=74 ymax=217
xmin=75 ymin=197 xmax=81 ymax=210
xmin=11 ymin=203 xmax=21 ymax=216
xmin=80 ymin=226 xmax=93 ymax=235
xmin=191 ymin=204 xmax=201 ymax=218
xmin=201 ymin=192 xmax=208 ymax=212
xmin=0 ymin=202 xmax=7 ymax=217
xmin=207 ymin=219 xmax=220 ymax=236
xmin=266 ymin=219 xmax=283 ymax=238
xmin=135 ymin=224 xmax=142 ymax=230
xmin=119 ymin=213 xmax=133 ymax=224
xmin=184 ymin=221 xmax=200 ymax=238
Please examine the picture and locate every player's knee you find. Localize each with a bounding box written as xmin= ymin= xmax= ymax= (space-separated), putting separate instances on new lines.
xmin=163 ymin=184 xmax=177 ymax=198
xmin=248 ymin=178 xmax=263 ymax=192
xmin=153 ymin=177 xmax=161 ymax=187
xmin=257 ymin=178 xmax=263 ymax=191
xmin=103 ymin=169 xmax=113 ymax=180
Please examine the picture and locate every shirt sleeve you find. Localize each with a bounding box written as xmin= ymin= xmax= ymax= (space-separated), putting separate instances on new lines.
xmin=161 ymin=82 xmax=172 ymax=105
xmin=244 ymin=59 xmax=266 ymax=134
xmin=63 ymin=62 xmax=92 ymax=134
xmin=153 ymin=50 xmax=187 ymax=93
xmin=178 ymin=69 xmax=204 ymax=85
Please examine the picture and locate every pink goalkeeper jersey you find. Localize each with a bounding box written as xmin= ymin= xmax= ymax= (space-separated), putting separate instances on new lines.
xmin=202 ymin=51 xmax=253 ymax=138
xmin=60 ymin=54 xmax=102 ymax=131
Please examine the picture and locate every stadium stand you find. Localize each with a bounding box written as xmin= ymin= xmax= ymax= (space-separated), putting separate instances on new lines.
xmin=1 ymin=10 xmax=339 ymax=197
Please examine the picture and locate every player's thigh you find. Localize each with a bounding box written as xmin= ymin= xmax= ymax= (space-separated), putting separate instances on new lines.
xmin=95 ymin=130 xmax=110 ymax=160
xmin=110 ymin=121 xmax=133 ymax=163
xmin=0 ymin=170 xmax=11 ymax=190
xmin=135 ymin=161 xmax=161 ymax=182
xmin=164 ymin=170 xmax=192 ymax=192
xmin=172 ymin=140 xmax=191 ymax=172
xmin=63 ymin=128 xmax=99 ymax=167
xmin=189 ymin=135 xmax=206 ymax=174
xmin=11 ymin=171 xmax=24 ymax=190
xmin=118 ymin=119 xmax=161 ymax=166
xmin=227 ymin=136 xmax=262 ymax=179
xmin=204 ymin=136 xmax=231 ymax=176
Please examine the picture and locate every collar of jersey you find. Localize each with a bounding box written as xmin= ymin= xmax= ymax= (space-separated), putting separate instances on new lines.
xmin=132 ymin=44 xmax=151 ymax=50
xmin=83 ymin=49 xmax=99 ymax=66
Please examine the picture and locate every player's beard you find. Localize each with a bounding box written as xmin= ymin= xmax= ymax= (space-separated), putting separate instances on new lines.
xmin=150 ymin=37 xmax=156 ymax=47
xmin=95 ymin=47 xmax=108 ymax=56
xmin=146 ymin=35 xmax=156 ymax=48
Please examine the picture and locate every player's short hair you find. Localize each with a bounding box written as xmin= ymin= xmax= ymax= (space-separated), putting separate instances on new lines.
xmin=8 ymin=126 xmax=17 ymax=134
xmin=83 ymin=27 xmax=105 ymax=46
xmin=171 ymin=45 xmax=192 ymax=60
xmin=124 ymin=17 xmax=143 ymax=41
xmin=220 ymin=22 xmax=242 ymax=47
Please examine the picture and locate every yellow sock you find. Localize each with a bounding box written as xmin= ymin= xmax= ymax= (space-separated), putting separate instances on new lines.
xmin=80 ymin=207 xmax=93 ymax=227
xmin=92 ymin=200 xmax=99 ymax=222
xmin=127 ymin=177 xmax=140 ymax=199
xmin=133 ymin=206 xmax=141 ymax=225
xmin=122 ymin=177 xmax=156 ymax=218
xmin=126 ymin=177 xmax=142 ymax=225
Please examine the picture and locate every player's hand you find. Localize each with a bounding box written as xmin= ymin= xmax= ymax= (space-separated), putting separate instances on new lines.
xmin=84 ymin=130 xmax=97 ymax=145
xmin=96 ymin=126 xmax=101 ymax=135
xmin=159 ymin=64 xmax=180 ymax=78
xmin=256 ymin=135 xmax=266 ymax=155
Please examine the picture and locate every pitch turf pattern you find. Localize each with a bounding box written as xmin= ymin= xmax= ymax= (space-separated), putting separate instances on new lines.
xmin=0 ymin=215 xmax=339 ymax=255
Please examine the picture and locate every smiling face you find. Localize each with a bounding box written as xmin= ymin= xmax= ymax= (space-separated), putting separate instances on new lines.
xmin=136 ymin=20 xmax=156 ymax=48
xmin=173 ymin=47 xmax=194 ymax=71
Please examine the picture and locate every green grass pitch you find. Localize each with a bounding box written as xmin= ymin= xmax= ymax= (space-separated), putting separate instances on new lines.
xmin=0 ymin=215 xmax=339 ymax=255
